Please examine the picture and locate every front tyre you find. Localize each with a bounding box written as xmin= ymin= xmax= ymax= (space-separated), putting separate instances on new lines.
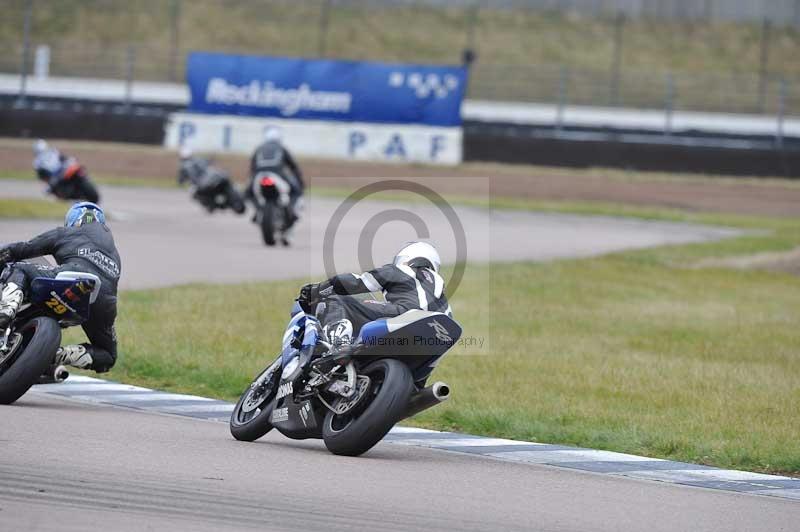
xmin=322 ymin=358 xmax=413 ymax=457
xmin=230 ymin=361 xmax=280 ymax=442
xmin=0 ymin=317 xmax=62 ymax=405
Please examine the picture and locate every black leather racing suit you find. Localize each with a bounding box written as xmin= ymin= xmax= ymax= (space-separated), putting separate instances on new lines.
xmin=315 ymin=263 xmax=452 ymax=337
xmin=247 ymin=140 xmax=304 ymax=201
xmin=0 ymin=223 xmax=122 ymax=372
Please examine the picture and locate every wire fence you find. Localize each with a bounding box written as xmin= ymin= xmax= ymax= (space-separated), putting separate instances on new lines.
xmin=1 ymin=0 xmax=798 ymax=116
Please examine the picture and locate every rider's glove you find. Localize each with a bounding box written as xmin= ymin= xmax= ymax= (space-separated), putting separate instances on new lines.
xmin=0 ymin=247 xmax=12 ymax=271
xmin=299 ymin=283 xmax=320 ymax=306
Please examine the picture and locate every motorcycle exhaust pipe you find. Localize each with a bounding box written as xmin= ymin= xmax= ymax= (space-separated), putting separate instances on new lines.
xmin=400 ymin=381 xmax=450 ymax=421
xmin=53 ymin=365 xmax=70 ymax=383
xmin=37 ymin=365 xmax=69 ymax=385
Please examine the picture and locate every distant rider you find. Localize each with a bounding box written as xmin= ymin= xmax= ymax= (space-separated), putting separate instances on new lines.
xmin=247 ymin=127 xmax=305 ymax=224
xmin=32 ymin=139 xmax=69 ymax=191
xmin=298 ymin=241 xmax=452 ymax=348
xmin=177 ymin=146 xmax=214 ymax=186
xmin=0 ymin=202 xmax=121 ymax=373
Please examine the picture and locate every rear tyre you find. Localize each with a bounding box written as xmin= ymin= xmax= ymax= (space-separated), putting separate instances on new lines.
xmin=230 ymin=362 xmax=280 ymax=441
xmin=260 ymin=202 xmax=277 ymax=246
xmin=78 ymin=178 xmax=100 ymax=204
xmin=322 ymin=358 xmax=413 ymax=457
xmin=0 ymin=317 xmax=62 ymax=405
xmin=229 ymin=187 xmax=246 ymax=215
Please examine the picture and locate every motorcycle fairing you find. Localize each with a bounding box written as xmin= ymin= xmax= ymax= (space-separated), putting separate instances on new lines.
xmin=357 ymin=310 xmax=462 ymax=381
xmin=29 ymin=277 xmax=96 ymax=325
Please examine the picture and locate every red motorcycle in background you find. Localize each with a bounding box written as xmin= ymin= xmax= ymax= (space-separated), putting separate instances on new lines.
xmin=33 ymin=140 xmax=100 ymax=204
xmin=40 ymin=157 xmax=101 ymax=204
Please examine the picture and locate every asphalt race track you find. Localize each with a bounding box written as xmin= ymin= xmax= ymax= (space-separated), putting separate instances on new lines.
xmin=3 ymin=181 xmax=796 ymax=531
xmin=1 ymin=180 xmax=740 ymax=289
xmin=3 ymin=393 xmax=799 ymax=532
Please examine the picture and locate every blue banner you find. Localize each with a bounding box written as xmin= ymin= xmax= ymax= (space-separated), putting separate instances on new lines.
xmin=186 ymin=52 xmax=466 ymax=127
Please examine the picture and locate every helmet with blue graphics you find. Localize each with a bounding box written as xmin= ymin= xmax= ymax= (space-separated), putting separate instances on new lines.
xmin=393 ymin=241 xmax=441 ymax=273
xmin=65 ymin=202 xmax=105 ymax=228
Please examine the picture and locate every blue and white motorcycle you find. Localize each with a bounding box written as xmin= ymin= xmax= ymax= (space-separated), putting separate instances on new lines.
xmin=0 ymin=265 xmax=101 ymax=404
xmin=230 ymin=297 xmax=461 ymax=456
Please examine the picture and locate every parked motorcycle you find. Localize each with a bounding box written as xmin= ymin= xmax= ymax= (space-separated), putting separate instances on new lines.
xmin=230 ymin=297 xmax=461 ymax=456
xmin=0 ymin=265 xmax=101 ymax=404
xmin=40 ymin=158 xmax=100 ymax=204
xmin=252 ymin=171 xmax=296 ymax=246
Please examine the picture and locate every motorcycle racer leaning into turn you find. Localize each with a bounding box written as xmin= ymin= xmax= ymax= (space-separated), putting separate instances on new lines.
xmin=298 ymin=241 xmax=452 ymax=351
xmin=0 ymin=202 xmax=121 ymax=373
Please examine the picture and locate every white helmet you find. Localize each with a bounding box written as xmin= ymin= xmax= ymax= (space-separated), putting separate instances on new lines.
xmin=394 ymin=241 xmax=441 ymax=273
xmin=179 ymin=145 xmax=193 ymax=159
xmin=33 ymin=139 xmax=48 ymax=155
xmin=264 ymin=126 xmax=282 ymax=143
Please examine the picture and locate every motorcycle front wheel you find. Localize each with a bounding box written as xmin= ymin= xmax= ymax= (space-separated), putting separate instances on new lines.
xmin=229 ymin=361 xmax=280 ymax=441
xmin=0 ymin=317 xmax=62 ymax=405
xmin=322 ymin=358 xmax=413 ymax=456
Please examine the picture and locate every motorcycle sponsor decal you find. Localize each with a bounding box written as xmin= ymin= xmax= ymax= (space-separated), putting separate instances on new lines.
xmin=428 ymin=319 xmax=453 ymax=344
xmin=78 ymin=248 xmax=121 ymax=278
xmin=271 ymin=407 xmax=289 ymax=423
xmin=276 ymin=381 xmax=293 ymax=400
xmin=45 ymin=291 xmax=77 ymax=315
xmin=299 ymin=402 xmax=311 ymax=427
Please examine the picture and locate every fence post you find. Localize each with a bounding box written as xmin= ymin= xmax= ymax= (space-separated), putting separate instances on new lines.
xmin=168 ymin=0 xmax=181 ymax=82
xmin=317 ymin=0 xmax=332 ymax=58
xmin=556 ymin=66 xmax=569 ymax=133
xmin=664 ymin=73 xmax=674 ymax=136
xmin=124 ymin=45 xmax=135 ymax=111
xmin=758 ymin=17 xmax=771 ymax=113
xmin=465 ymin=1 xmax=479 ymax=51
xmin=609 ymin=12 xmax=625 ymax=106
xmin=777 ymin=79 xmax=787 ymax=149
xmin=16 ymin=0 xmax=33 ymax=107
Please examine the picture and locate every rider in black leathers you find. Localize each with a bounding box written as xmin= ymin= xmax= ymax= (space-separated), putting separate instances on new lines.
xmin=246 ymin=127 xmax=305 ymax=222
xmin=299 ymin=242 xmax=451 ymax=349
xmin=0 ymin=203 xmax=121 ymax=373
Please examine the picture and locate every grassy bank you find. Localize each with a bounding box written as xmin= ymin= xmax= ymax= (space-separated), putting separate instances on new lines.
xmin=0 ymin=198 xmax=66 ymax=219
xmin=63 ymin=207 xmax=800 ymax=476
xmin=1 ymin=1 xmax=798 ymax=111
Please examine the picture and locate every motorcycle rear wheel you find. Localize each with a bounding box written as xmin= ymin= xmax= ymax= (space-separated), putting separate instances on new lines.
xmin=228 ymin=186 xmax=246 ymax=214
xmin=78 ymin=177 xmax=100 ymax=204
xmin=322 ymin=358 xmax=413 ymax=456
xmin=0 ymin=317 xmax=62 ymax=405
xmin=260 ymin=202 xmax=277 ymax=246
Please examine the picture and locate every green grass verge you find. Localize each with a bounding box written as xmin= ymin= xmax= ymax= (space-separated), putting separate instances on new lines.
xmin=61 ymin=206 xmax=800 ymax=476
xmin=0 ymin=198 xmax=66 ymax=219
xmin=2 ymin=1 xmax=798 ymax=111
xmin=0 ymin=170 xmax=177 ymax=189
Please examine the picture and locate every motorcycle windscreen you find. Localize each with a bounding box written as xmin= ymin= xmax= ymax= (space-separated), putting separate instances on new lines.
xmin=357 ymin=310 xmax=462 ymax=359
xmin=29 ymin=277 xmax=94 ymax=323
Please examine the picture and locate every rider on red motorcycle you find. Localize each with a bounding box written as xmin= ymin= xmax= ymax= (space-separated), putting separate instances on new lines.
xmin=32 ymin=140 xmax=99 ymax=203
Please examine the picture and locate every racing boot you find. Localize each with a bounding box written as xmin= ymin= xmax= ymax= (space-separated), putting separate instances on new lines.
xmin=54 ymin=344 xmax=93 ymax=370
xmin=0 ymin=283 xmax=23 ymax=330
xmin=313 ymin=319 xmax=354 ymax=372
